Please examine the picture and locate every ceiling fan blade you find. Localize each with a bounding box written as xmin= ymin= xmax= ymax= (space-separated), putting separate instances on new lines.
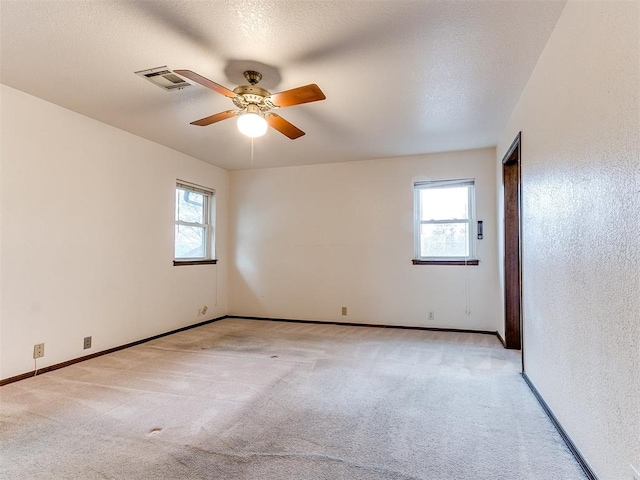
xmin=269 ymin=84 xmax=326 ymax=108
xmin=266 ymin=113 xmax=305 ymax=139
xmin=174 ymin=70 xmax=237 ymax=98
xmin=190 ymin=110 xmax=238 ymax=126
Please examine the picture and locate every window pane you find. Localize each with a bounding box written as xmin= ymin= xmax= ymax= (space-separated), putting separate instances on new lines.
xmin=420 ymin=223 xmax=469 ymax=257
xmin=420 ymin=186 xmax=469 ymax=221
xmin=176 ymin=188 xmax=205 ymax=224
xmin=175 ymin=225 xmax=206 ymax=258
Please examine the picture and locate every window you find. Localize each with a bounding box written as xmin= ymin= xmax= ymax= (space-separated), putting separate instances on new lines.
xmin=413 ymin=179 xmax=477 ymax=265
xmin=174 ymin=181 xmax=216 ymax=265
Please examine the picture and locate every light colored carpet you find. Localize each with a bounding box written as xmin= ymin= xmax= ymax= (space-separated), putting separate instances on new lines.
xmin=0 ymin=319 xmax=585 ymax=479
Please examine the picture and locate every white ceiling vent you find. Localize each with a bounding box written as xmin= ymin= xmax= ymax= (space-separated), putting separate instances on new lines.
xmin=135 ymin=66 xmax=191 ymax=91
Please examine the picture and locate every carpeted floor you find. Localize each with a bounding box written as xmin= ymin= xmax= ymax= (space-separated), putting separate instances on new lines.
xmin=0 ymin=319 xmax=585 ymax=479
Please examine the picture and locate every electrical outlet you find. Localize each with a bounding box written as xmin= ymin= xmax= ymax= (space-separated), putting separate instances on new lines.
xmin=201 ymin=305 xmax=208 ymax=315
xmin=428 ymin=311 xmax=435 ymax=321
xmin=341 ymin=307 xmax=347 ymax=316
xmin=631 ymin=464 xmax=640 ymax=480
xmin=33 ymin=343 xmax=45 ymax=359
xmin=83 ymin=336 xmax=92 ymax=349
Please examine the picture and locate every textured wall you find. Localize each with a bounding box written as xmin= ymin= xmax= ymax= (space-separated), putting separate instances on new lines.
xmin=0 ymin=85 xmax=229 ymax=380
xmin=497 ymin=1 xmax=640 ymax=479
xmin=229 ymin=149 xmax=501 ymax=331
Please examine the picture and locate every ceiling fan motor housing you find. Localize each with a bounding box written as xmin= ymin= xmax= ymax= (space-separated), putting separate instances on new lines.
xmin=232 ymin=84 xmax=273 ymax=111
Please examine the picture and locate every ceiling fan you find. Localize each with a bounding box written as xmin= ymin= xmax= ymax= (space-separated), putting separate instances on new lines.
xmin=174 ymin=69 xmax=326 ymax=139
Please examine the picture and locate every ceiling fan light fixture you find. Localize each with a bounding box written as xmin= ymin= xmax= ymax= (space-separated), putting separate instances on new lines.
xmin=237 ymin=104 xmax=267 ymax=138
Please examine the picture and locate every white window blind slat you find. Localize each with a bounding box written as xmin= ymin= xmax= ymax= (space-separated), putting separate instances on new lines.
xmin=414 ymin=178 xmax=474 ymax=189
xmin=176 ymin=180 xmax=214 ymax=196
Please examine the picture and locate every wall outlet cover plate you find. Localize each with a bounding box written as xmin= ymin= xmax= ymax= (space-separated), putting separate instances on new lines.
xmin=33 ymin=343 xmax=45 ymax=359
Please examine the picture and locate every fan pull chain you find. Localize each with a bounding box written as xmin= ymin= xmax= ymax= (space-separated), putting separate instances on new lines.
xmin=251 ymin=137 xmax=255 ymax=169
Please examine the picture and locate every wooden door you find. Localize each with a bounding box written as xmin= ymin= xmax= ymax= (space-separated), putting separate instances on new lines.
xmin=502 ymin=133 xmax=522 ymax=351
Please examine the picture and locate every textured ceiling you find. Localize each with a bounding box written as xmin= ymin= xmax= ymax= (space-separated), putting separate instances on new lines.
xmin=0 ymin=0 xmax=566 ymax=170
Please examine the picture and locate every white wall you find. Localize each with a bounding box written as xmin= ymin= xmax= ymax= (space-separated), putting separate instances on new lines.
xmin=496 ymin=1 xmax=640 ymax=479
xmin=229 ymin=148 xmax=500 ymax=331
xmin=0 ymin=85 xmax=229 ymax=380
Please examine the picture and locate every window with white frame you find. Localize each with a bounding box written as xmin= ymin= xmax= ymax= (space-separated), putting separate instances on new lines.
xmin=414 ymin=179 xmax=476 ymax=261
xmin=174 ymin=181 xmax=215 ymax=262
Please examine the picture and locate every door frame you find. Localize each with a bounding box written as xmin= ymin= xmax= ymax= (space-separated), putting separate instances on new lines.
xmin=501 ymin=132 xmax=523 ymax=358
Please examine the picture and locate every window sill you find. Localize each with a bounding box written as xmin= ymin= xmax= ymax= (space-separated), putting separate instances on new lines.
xmin=173 ymin=259 xmax=218 ymax=266
xmin=412 ymin=259 xmax=479 ymax=266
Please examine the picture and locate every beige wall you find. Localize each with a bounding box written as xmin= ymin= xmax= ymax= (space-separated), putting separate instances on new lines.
xmin=229 ymin=148 xmax=501 ymax=331
xmin=496 ymin=1 xmax=640 ymax=478
xmin=0 ymin=85 xmax=229 ymax=380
